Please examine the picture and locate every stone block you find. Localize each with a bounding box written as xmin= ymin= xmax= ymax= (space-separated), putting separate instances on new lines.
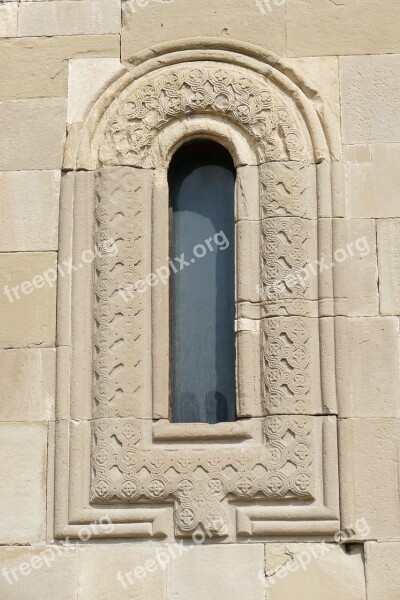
xmin=167 ymin=544 xmax=264 ymax=600
xmin=346 ymin=162 xmax=375 ymax=219
xmin=336 ymin=317 xmax=400 ymax=418
xmin=78 ymin=545 xmax=165 ymax=599
xmin=341 ymin=55 xmax=400 ymax=144
xmin=0 ymin=546 xmax=78 ymax=599
xmin=347 ymin=145 xmax=400 ymax=218
xmin=18 ymin=0 xmax=121 ymax=37
xmin=122 ymin=0 xmax=286 ymax=63
xmin=0 ymin=99 xmax=66 ymax=170
xmin=0 ymin=423 xmax=47 ymax=544
xmin=0 ymin=349 xmax=56 ymax=421
xmin=0 ymin=36 xmax=120 ymax=100
xmin=68 ymin=58 xmax=125 ymax=125
xmin=377 ymin=219 xmax=400 ymax=315
xmin=0 ymin=170 xmax=60 ymax=251
xmin=339 ymin=418 xmax=400 ymax=540
xmin=287 ymin=0 xmax=400 ymax=57
xmin=0 ymin=2 xmax=17 ymax=37
xmin=264 ymin=543 xmax=366 ymax=600
xmin=365 ymin=542 xmax=400 ymax=600
xmin=332 ymin=219 xmax=378 ymax=316
xmin=287 ymin=57 xmax=341 ymax=160
xmin=0 ymin=252 xmax=57 ymax=348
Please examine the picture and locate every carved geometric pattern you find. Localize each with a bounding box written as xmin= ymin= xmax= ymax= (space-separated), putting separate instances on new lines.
xmin=262 ymin=317 xmax=311 ymax=414
xmin=261 ymin=217 xmax=311 ymax=302
xmin=91 ymin=416 xmax=314 ymax=536
xmin=93 ymin=169 xmax=145 ymax=418
xmin=98 ymin=62 xmax=307 ymax=167
xmin=55 ymin=48 xmax=340 ymax=542
xmin=260 ymin=162 xmax=310 ymax=219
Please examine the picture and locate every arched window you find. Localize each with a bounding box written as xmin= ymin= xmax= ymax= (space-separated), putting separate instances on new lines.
xmin=168 ymin=141 xmax=236 ymax=424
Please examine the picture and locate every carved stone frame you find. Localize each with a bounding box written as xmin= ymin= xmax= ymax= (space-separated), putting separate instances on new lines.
xmin=55 ymin=39 xmax=340 ymax=541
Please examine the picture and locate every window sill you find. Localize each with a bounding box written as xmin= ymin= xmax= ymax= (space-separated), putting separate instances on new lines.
xmin=152 ymin=420 xmax=252 ymax=442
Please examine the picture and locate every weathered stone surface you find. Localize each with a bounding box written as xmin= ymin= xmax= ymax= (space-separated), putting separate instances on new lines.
xmin=333 ymin=219 xmax=378 ymax=316
xmin=265 ymin=543 xmax=366 ymax=600
xmin=339 ymin=418 xmax=400 ymax=540
xmin=377 ymin=219 xmax=400 ymax=315
xmin=68 ymin=58 xmax=125 ymax=125
xmin=0 ymin=349 xmax=56 ymax=421
xmin=78 ymin=545 xmax=165 ymax=599
xmin=343 ymin=145 xmax=371 ymax=164
xmin=0 ymin=170 xmax=60 ymax=251
xmin=287 ymin=0 xmax=400 ymax=57
xmin=365 ymin=542 xmax=400 ymax=600
xmin=167 ymin=545 xmax=264 ymax=600
xmin=287 ymin=56 xmax=341 ymax=159
xmin=336 ymin=318 xmax=400 ymax=418
xmin=347 ymin=144 xmax=400 ymax=218
xmin=0 ymin=423 xmax=47 ymax=543
xmin=0 ymin=99 xmax=66 ymax=170
xmin=122 ymin=0 xmax=286 ymax=62
xmin=341 ymin=55 xmax=400 ymax=144
xmin=0 ymin=2 xmax=17 ymax=37
xmin=0 ymin=546 xmax=78 ymax=599
xmin=18 ymin=0 xmax=121 ymax=37
xmin=0 ymin=253 xmax=57 ymax=348
xmin=0 ymin=36 xmax=120 ymax=100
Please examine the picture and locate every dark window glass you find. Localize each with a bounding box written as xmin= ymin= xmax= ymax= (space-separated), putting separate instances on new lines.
xmin=169 ymin=141 xmax=236 ymax=424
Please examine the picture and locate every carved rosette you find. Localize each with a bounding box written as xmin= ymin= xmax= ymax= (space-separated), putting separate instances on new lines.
xmin=91 ymin=416 xmax=314 ymax=536
xmin=98 ymin=62 xmax=308 ymax=167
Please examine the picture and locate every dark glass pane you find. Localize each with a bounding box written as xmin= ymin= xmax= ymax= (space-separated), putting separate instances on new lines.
xmin=169 ymin=141 xmax=236 ymax=424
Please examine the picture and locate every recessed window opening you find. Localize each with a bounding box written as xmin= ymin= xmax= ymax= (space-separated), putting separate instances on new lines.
xmin=168 ymin=140 xmax=236 ymax=424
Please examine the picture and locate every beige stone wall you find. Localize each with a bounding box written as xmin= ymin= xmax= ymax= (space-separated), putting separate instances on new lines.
xmin=1 ymin=0 xmax=399 ymax=598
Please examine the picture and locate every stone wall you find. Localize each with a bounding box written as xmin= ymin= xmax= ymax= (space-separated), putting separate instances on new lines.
xmin=1 ymin=1 xmax=399 ymax=598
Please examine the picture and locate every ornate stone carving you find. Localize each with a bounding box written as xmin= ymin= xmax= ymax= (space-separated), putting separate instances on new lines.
xmin=98 ymin=62 xmax=307 ymax=167
xmin=260 ymin=217 xmax=311 ymax=302
xmin=93 ymin=168 xmax=148 ymax=418
xmin=55 ymin=48 xmax=339 ymax=540
xmin=91 ymin=416 xmax=314 ymax=536
xmin=259 ymin=162 xmax=311 ymax=219
xmin=261 ymin=317 xmax=311 ymax=414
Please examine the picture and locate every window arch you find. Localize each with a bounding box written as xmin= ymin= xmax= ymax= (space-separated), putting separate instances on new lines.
xmin=56 ymin=44 xmax=340 ymax=541
xmin=168 ymin=141 xmax=236 ymax=424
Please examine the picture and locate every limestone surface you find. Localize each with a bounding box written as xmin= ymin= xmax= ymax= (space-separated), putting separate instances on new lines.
xmin=0 ymin=99 xmax=66 ymax=170
xmin=18 ymin=0 xmax=121 ymax=37
xmin=265 ymin=543 xmax=366 ymax=600
xmin=0 ymin=253 xmax=57 ymax=347
xmin=0 ymin=349 xmax=56 ymax=421
xmin=365 ymin=542 xmax=400 ymax=600
xmin=0 ymin=171 xmax=60 ymax=251
xmin=0 ymin=423 xmax=47 ymax=544
xmin=341 ymin=55 xmax=400 ymax=144
xmin=287 ymin=0 xmax=400 ymax=56
xmin=0 ymin=36 xmax=120 ymax=100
